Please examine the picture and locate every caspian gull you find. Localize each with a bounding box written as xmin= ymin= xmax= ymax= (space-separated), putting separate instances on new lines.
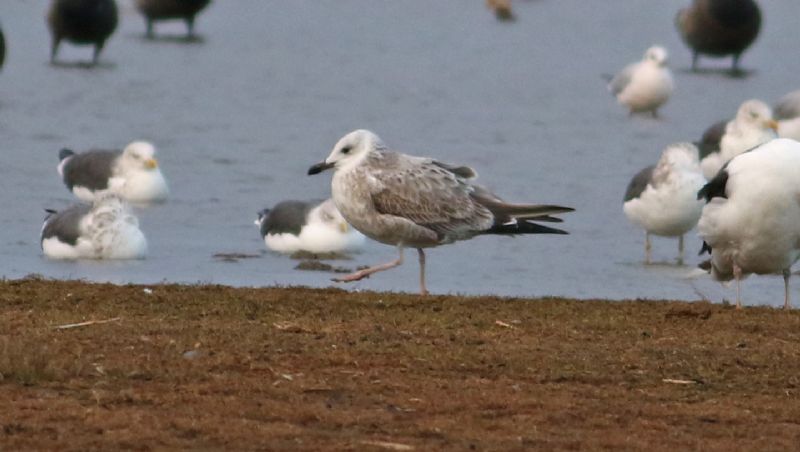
xmin=608 ymin=46 xmax=673 ymax=118
xmin=41 ymin=195 xmax=147 ymax=260
xmin=699 ymin=99 xmax=777 ymax=179
xmin=675 ymin=0 xmax=761 ymax=74
xmin=623 ymin=143 xmax=705 ymax=264
xmin=255 ymin=198 xmax=365 ymax=255
xmin=58 ymin=141 xmax=169 ymax=204
xmin=135 ymin=0 xmax=211 ymax=39
xmin=698 ymin=138 xmax=800 ymax=309
xmin=47 ymin=0 xmax=118 ymax=65
xmin=307 ymin=129 xmax=574 ymax=295
xmin=773 ymin=90 xmax=800 ymax=140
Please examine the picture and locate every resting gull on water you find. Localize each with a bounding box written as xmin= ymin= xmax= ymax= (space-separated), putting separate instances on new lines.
xmin=255 ymin=198 xmax=365 ymax=255
xmin=607 ymin=46 xmax=673 ymax=118
xmin=307 ymin=129 xmax=574 ymax=295
xmin=41 ymin=195 xmax=147 ymax=260
xmin=699 ymin=99 xmax=777 ymax=179
xmin=698 ymin=138 xmax=800 ymax=309
xmin=58 ymin=141 xmax=169 ymax=204
xmin=623 ymin=143 xmax=705 ymax=264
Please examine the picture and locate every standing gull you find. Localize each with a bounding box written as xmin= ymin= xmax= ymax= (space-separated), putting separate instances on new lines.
xmin=698 ymin=138 xmax=800 ymax=309
xmin=47 ymin=0 xmax=118 ymax=65
xmin=255 ymin=199 xmax=365 ymax=255
xmin=773 ymin=90 xmax=800 ymax=140
xmin=608 ymin=46 xmax=674 ymax=118
xmin=623 ymin=143 xmax=705 ymax=264
xmin=307 ymin=129 xmax=574 ymax=295
xmin=675 ymin=0 xmax=761 ymax=74
xmin=699 ymin=99 xmax=777 ymax=179
xmin=41 ymin=195 xmax=147 ymax=260
xmin=58 ymin=141 xmax=169 ymax=204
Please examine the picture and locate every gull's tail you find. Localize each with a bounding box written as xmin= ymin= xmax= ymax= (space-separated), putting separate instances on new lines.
xmin=472 ymin=188 xmax=574 ymax=235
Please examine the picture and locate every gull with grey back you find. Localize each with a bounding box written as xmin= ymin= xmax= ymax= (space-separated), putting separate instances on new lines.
xmin=41 ymin=195 xmax=147 ymax=260
xmin=607 ymin=46 xmax=673 ymax=118
xmin=308 ymin=129 xmax=574 ymax=295
xmin=255 ymin=199 xmax=365 ymax=255
xmin=699 ymin=99 xmax=777 ymax=179
xmin=58 ymin=141 xmax=169 ymax=204
xmin=623 ymin=143 xmax=705 ymax=264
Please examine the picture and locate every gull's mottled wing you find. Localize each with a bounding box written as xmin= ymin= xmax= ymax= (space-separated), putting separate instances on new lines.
xmin=365 ymin=152 xmax=493 ymax=238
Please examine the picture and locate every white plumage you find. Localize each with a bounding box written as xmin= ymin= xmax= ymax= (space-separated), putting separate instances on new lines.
xmin=698 ymin=138 xmax=800 ymax=308
xmin=623 ymin=143 xmax=706 ymax=264
xmin=700 ymin=99 xmax=777 ymax=179
xmin=41 ymin=195 xmax=148 ymax=260
xmin=608 ymin=46 xmax=674 ymax=117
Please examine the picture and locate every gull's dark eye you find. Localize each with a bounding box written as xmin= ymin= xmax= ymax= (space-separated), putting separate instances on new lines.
xmin=341 ymin=146 xmax=352 ymax=154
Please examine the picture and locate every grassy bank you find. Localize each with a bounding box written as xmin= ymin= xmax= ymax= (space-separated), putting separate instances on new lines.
xmin=1 ymin=278 xmax=799 ymax=450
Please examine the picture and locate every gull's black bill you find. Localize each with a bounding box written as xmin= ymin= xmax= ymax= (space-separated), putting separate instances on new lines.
xmin=308 ymin=161 xmax=335 ymax=175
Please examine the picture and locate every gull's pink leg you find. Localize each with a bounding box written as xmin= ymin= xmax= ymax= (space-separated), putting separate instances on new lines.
xmin=783 ymin=268 xmax=791 ymax=310
xmin=418 ymin=248 xmax=428 ymax=296
xmin=677 ymin=235 xmax=684 ymax=265
xmin=333 ymin=246 xmax=404 ymax=283
xmin=734 ymin=263 xmax=743 ymax=309
xmin=645 ymin=232 xmax=652 ymax=264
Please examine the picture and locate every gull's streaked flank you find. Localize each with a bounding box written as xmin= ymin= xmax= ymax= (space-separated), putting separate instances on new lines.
xmin=308 ymin=129 xmax=574 ymax=295
xmin=608 ymin=46 xmax=673 ymax=118
xmin=41 ymin=195 xmax=147 ymax=260
xmin=58 ymin=141 xmax=169 ymax=204
xmin=255 ymin=198 xmax=365 ymax=255
xmin=699 ymin=99 xmax=777 ymax=179
xmin=623 ymin=143 xmax=705 ymax=264
xmin=698 ymin=138 xmax=800 ymax=309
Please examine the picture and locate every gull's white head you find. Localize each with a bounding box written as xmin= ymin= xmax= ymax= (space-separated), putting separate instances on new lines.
xmin=119 ymin=141 xmax=159 ymax=172
xmin=735 ymin=99 xmax=778 ymax=132
xmin=643 ymin=46 xmax=669 ymax=67
xmin=308 ymin=129 xmax=385 ymax=175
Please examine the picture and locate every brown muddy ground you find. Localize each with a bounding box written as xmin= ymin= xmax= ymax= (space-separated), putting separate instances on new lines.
xmin=1 ymin=278 xmax=799 ymax=451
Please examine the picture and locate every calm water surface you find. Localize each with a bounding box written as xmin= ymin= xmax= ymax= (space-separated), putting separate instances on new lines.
xmin=2 ymin=0 xmax=799 ymax=305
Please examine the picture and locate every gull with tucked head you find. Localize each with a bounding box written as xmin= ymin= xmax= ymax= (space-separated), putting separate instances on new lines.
xmin=58 ymin=140 xmax=169 ymax=204
xmin=308 ymin=129 xmax=574 ymax=295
